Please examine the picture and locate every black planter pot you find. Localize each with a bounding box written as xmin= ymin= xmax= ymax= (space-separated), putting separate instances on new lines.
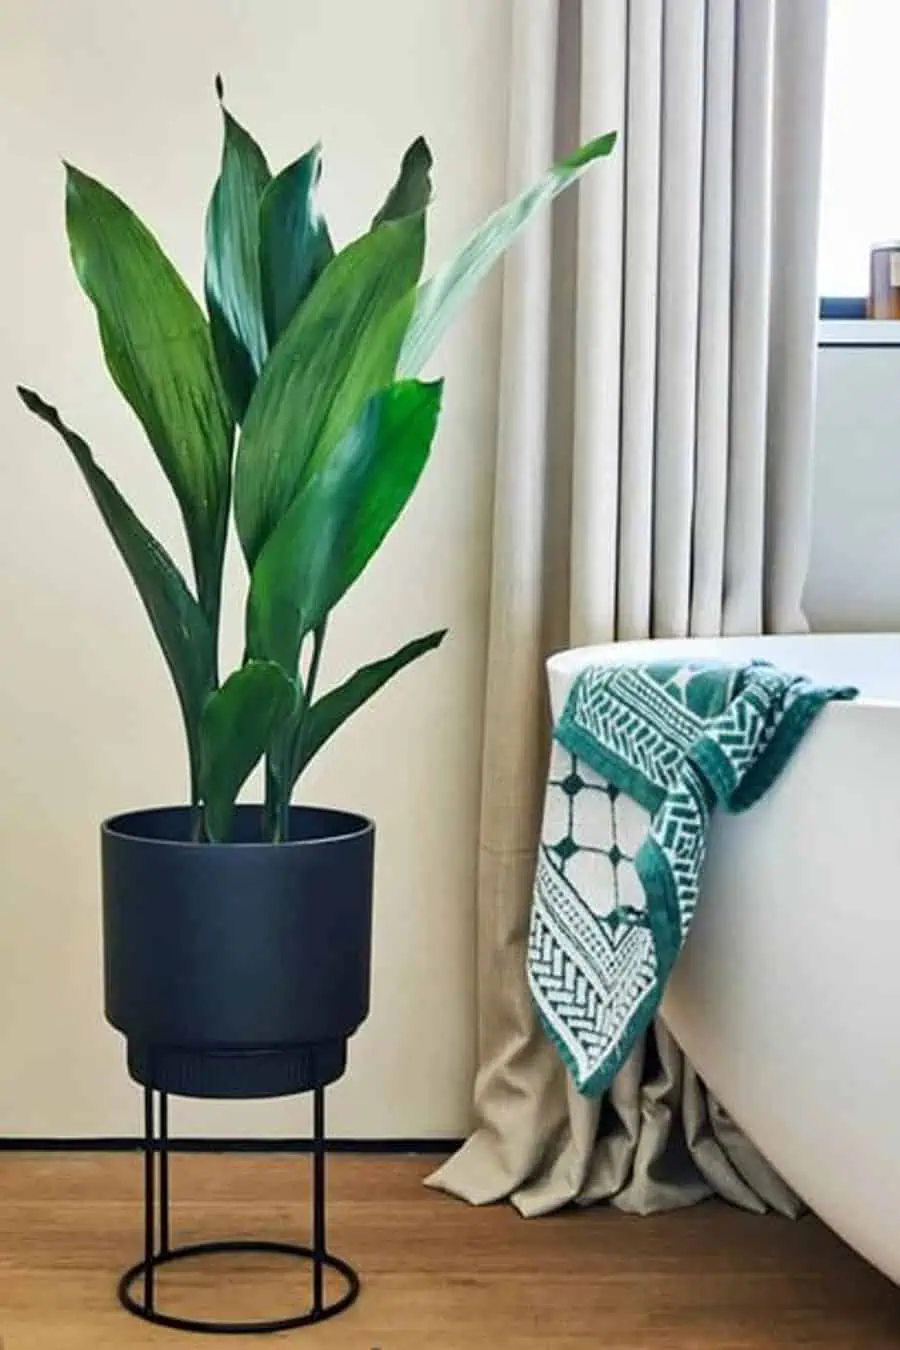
xmin=102 ymin=804 xmax=375 ymax=1100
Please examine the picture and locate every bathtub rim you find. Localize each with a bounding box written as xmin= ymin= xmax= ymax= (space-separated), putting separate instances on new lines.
xmin=546 ymin=632 xmax=900 ymax=710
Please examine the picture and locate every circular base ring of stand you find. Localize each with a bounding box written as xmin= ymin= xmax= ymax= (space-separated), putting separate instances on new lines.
xmin=117 ymin=1078 xmax=359 ymax=1334
xmin=118 ymin=1239 xmax=359 ymax=1334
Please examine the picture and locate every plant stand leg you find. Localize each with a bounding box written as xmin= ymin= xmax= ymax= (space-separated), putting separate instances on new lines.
xmin=159 ymin=1090 xmax=170 ymax=1256
xmin=142 ymin=1086 xmax=155 ymax=1313
xmin=313 ymin=1084 xmax=326 ymax=1313
xmin=142 ymin=1085 xmax=171 ymax=1315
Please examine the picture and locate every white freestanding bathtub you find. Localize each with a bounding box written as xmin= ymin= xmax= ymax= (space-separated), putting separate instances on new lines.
xmin=547 ymin=633 xmax=900 ymax=1286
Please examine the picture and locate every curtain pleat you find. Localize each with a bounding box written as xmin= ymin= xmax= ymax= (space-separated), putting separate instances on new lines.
xmin=477 ymin=0 xmax=556 ymax=865
xmin=723 ymin=0 xmax=775 ymax=634
xmin=690 ymin=0 xmax=735 ymax=638
xmin=616 ymin=0 xmax=662 ymax=643
xmin=652 ymin=0 xmax=706 ymax=639
xmin=569 ymin=0 xmax=627 ymax=647
xmin=765 ymin=0 xmax=828 ymax=632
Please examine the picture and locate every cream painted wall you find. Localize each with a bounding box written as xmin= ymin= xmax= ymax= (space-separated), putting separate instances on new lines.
xmin=0 ymin=0 xmax=512 ymax=1137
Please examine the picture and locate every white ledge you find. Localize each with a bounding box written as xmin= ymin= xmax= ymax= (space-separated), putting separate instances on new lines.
xmin=819 ymin=320 xmax=900 ymax=347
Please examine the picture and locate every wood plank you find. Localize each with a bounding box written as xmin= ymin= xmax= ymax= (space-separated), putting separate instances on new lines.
xmin=0 ymin=1153 xmax=897 ymax=1348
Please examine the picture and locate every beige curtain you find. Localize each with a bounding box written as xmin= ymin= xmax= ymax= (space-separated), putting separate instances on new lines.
xmin=428 ymin=0 xmax=828 ymax=1217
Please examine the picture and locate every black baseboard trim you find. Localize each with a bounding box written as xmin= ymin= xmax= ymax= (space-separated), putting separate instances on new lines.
xmin=0 ymin=1136 xmax=462 ymax=1155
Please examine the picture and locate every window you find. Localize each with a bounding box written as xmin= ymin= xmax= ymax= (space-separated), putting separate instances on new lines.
xmin=819 ymin=0 xmax=900 ymax=311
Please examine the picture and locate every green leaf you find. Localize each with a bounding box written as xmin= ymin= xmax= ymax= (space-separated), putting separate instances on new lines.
xmin=245 ymin=393 xmax=384 ymax=673
xmin=199 ymin=659 xmax=297 ymax=842
xmin=65 ymin=164 xmax=234 ymax=628
xmin=17 ymin=388 xmax=217 ymax=799
xmin=259 ymin=144 xmax=334 ymax=347
xmin=341 ymin=377 xmax=443 ymax=599
xmin=233 ymin=210 xmax=426 ymax=567
xmin=290 ymin=630 xmax=446 ymax=782
xmin=245 ymin=378 xmax=438 ymax=673
xmin=205 ymin=99 xmax=272 ymax=422
xmin=398 ymin=131 xmax=617 ymax=377
xmin=372 ymin=136 xmax=433 ymax=227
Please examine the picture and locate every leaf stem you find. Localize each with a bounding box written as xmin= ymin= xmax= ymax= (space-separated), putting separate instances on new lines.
xmin=290 ymin=622 xmax=328 ymax=802
xmin=275 ymin=793 xmax=290 ymax=844
xmin=263 ymin=626 xmax=329 ymax=845
xmin=263 ymin=758 xmax=279 ymax=843
xmin=305 ymin=622 xmax=327 ymax=705
xmin=270 ymin=623 xmax=328 ymax=843
xmin=189 ymin=756 xmax=204 ymax=841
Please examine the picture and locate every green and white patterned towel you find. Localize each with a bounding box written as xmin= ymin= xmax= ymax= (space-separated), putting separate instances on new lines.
xmin=528 ymin=660 xmax=856 ymax=1097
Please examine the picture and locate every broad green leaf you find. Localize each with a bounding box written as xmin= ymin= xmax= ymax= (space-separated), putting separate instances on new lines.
xmin=205 ymin=98 xmax=272 ymax=422
xmin=372 ymin=136 xmax=433 ymax=227
xmin=65 ymin=165 xmax=234 ymax=626
xmin=199 ymin=659 xmax=297 ymax=842
xmin=17 ymin=388 xmax=216 ymax=799
xmin=233 ymin=211 xmax=426 ymax=567
xmin=340 ymin=377 xmax=443 ymax=599
xmin=245 ymin=393 xmax=384 ymax=673
xmin=245 ymin=378 xmax=437 ymax=672
xmin=290 ymin=630 xmax=446 ymax=783
xmin=259 ymin=144 xmax=334 ymax=346
xmin=398 ymin=131 xmax=617 ymax=377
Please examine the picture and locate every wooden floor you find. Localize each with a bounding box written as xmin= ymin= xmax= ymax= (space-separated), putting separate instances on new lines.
xmin=1 ymin=1154 xmax=899 ymax=1348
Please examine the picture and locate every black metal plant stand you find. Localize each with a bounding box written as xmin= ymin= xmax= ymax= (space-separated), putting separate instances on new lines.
xmin=117 ymin=1082 xmax=360 ymax=1335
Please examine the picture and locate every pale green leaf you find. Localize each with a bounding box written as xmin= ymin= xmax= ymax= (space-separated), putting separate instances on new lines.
xmin=398 ymin=131 xmax=617 ymax=376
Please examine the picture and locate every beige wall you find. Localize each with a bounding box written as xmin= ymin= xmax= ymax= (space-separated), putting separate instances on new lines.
xmin=0 ymin=0 xmax=512 ymax=1137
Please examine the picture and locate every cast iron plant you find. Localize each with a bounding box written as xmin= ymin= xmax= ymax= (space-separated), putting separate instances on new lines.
xmin=19 ymin=80 xmax=615 ymax=844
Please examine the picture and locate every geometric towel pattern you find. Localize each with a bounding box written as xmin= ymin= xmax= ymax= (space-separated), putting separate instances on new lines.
xmin=528 ymin=659 xmax=856 ymax=1097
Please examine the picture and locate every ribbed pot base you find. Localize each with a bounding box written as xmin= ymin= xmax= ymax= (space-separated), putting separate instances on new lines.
xmin=126 ymin=1039 xmax=347 ymax=1099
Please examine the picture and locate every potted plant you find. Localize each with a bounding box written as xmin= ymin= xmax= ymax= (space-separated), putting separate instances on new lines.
xmin=18 ymin=83 xmax=614 ymax=1104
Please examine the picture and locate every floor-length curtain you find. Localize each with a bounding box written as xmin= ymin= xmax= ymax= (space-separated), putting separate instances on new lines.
xmin=428 ymin=0 xmax=828 ymax=1217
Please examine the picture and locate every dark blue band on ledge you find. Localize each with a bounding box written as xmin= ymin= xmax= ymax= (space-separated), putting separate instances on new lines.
xmin=819 ymin=296 xmax=867 ymax=319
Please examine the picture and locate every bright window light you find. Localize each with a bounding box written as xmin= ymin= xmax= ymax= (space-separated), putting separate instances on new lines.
xmin=819 ymin=0 xmax=900 ymax=297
